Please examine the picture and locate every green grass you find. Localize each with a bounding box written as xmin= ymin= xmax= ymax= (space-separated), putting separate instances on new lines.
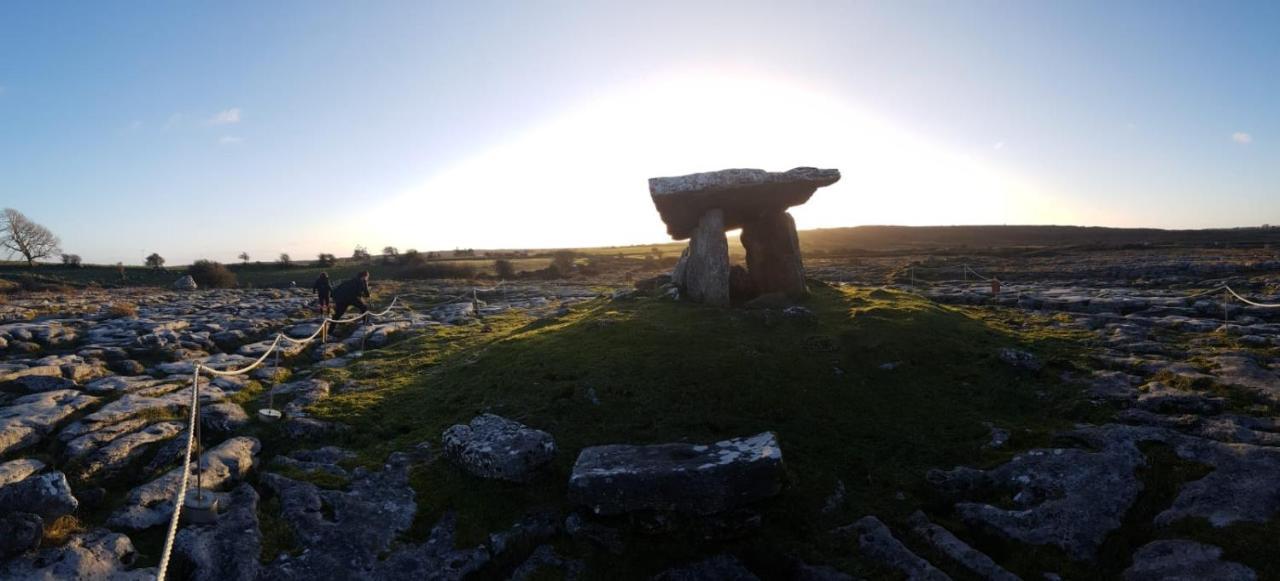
xmin=299 ymin=283 xmax=1096 ymax=577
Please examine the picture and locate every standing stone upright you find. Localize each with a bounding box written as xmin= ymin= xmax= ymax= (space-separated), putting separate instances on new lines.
xmin=678 ymin=209 xmax=731 ymax=305
xmin=649 ymin=167 xmax=840 ymax=304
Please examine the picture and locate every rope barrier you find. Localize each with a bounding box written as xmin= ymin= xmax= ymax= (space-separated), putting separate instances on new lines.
xmin=1223 ymin=285 xmax=1280 ymax=308
xmin=155 ymin=295 xmax=401 ymax=580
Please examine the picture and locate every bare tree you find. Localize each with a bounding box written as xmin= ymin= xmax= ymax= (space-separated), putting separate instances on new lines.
xmin=1 ymin=208 xmax=61 ymax=266
xmin=352 ymin=246 xmax=371 ymax=262
xmin=278 ymin=253 xmax=293 ymax=268
xmin=238 ymin=251 xmax=250 ymax=265
xmin=382 ymin=246 xmax=398 ymax=264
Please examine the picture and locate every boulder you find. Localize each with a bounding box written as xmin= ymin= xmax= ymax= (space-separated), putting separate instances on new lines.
xmin=568 ymin=432 xmax=784 ymax=516
xmin=0 ymin=529 xmax=152 ymax=580
xmin=649 ymin=167 xmax=841 ymax=239
xmin=442 ymin=414 xmax=556 ymax=482
xmin=108 ymin=436 xmax=260 ymax=530
xmin=0 ymin=471 xmax=79 ymax=520
xmin=1123 ymin=540 xmax=1255 ymax=581
xmin=173 ymin=275 xmax=198 ymax=291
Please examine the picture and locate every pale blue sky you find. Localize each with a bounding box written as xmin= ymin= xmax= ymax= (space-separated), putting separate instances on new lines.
xmin=2 ymin=1 xmax=1277 ymax=264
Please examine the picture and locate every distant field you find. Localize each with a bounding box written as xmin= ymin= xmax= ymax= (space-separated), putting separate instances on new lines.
xmin=5 ymin=224 xmax=1280 ymax=290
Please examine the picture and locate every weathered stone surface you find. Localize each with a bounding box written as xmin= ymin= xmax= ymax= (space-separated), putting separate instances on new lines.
xmin=906 ymin=511 xmax=1018 ymax=581
xmin=0 ymin=471 xmax=79 ymax=520
xmin=0 ymin=389 xmax=98 ymax=456
xmin=0 ymin=457 xmax=46 ymax=487
xmin=1156 ymin=437 xmax=1280 ymax=527
xmin=0 ymin=364 xmax=64 ymax=384
xmin=741 ymin=210 xmax=807 ymax=297
xmin=1209 ymin=355 xmax=1280 ymax=402
xmin=174 ymin=483 xmax=262 ymax=581
xmin=109 ymin=436 xmax=260 ymax=530
xmin=568 ymin=432 xmax=784 ymax=516
xmin=201 ymin=402 xmax=249 ymax=436
xmin=649 ymin=167 xmax=840 ymax=239
xmin=508 ymin=544 xmax=584 ymax=581
xmin=849 ymin=516 xmax=950 ymax=581
xmin=933 ymin=424 xmax=1148 ymax=560
xmin=442 ymin=414 xmax=556 ymax=482
xmin=652 ymin=554 xmax=760 ymax=581
xmin=61 ymin=418 xmax=149 ymax=460
xmin=373 ymin=512 xmax=491 ymax=581
xmin=272 ymin=379 xmax=331 ymax=416
xmin=0 ymin=529 xmax=153 ymax=580
xmin=76 ymin=421 xmax=183 ymax=481
xmin=681 ymin=208 xmax=731 ymax=306
xmin=260 ymin=453 xmax=421 ymax=579
xmin=1 ymin=373 xmax=78 ymax=393
xmin=0 ymin=512 xmax=43 ymax=559
xmin=1123 ymin=540 xmax=1255 ymax=581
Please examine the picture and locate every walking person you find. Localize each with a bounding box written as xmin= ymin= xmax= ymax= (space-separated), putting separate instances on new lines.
xmin=312 ymin=272 xmax=332 ymax=317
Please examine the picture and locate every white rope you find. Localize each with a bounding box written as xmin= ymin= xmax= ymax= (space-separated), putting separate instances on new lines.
xmin=155 ymin=365 xmax=201 ymax=581
xmin=964 ymin=265 xmax=995 ymax=282
xmin=1223 ymin=285 xmax=1280 ymax=308
xmin=155 ymin=295 xmax=401 ymax=579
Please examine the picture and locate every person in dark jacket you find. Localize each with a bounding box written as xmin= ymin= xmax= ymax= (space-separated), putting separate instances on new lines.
xmin=312 ymin=273 xmax=332 ymax=316
xmin=332 ymin=271 xmax=371 ymax=319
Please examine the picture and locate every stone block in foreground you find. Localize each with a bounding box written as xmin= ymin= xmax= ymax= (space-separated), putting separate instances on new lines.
xmin=568 ymin=432 xmax=784 ymax=516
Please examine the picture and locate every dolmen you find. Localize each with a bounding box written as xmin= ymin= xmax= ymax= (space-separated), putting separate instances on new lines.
xmin=649 ymin=167 xmax=840 ymax=305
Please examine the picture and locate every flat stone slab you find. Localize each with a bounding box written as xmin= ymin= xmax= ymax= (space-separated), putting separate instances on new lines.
xmin=649 ymin=167 xmax=840 ymax=239
xmin=0 ymin=389 xmax=99 ymax=456
xmin=568 ymin=431 xmax=784 ymax=516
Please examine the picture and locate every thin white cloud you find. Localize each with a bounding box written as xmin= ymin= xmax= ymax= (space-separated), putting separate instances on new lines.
xmin=1232 ymin=132 xmax=1252 ymax=144
xmin=207 ymin=108 xmax=242 ymax=125
xmin=218 ymin=136 xmax=243 ymax=145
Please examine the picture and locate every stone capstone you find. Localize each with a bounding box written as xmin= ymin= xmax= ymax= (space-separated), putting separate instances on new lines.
xmin=568 ymin=431 xmax=784 ymax=516
xmin=649 ymin=167 xmax=841 ymax=239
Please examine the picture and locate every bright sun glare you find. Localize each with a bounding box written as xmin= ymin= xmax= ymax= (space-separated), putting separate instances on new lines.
xmin=357 ymin=71 xmax=1080 ymax=251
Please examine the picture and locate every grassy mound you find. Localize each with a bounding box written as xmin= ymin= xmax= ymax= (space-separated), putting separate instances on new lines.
xmin=309 ymin=283 xmax=1092 ymax=577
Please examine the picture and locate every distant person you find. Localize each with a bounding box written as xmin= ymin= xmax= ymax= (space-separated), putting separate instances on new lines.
xmin=332 ymin=271 xmax=371 ymax=319
xmin=312 ymin=272 xmax=332 ymax=316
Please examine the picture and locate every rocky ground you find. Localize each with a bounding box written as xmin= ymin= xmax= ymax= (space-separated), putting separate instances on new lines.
xmin=1 ymin=250 xmax=1278 ymax=579
xmin=0 ymin=281 xmax=606 ymax=579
